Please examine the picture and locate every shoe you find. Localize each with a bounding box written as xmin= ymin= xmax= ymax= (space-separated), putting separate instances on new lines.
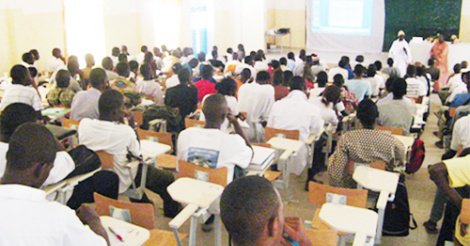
xmin=435 ymin=141 xmax=444 ymax=149
xmin=423 ymin=220 xmax=438 ymax=234
xmin=202 ymin=223 xmax=214 ymax=232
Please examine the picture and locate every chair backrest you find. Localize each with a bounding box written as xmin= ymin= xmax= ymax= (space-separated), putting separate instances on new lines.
xmin=462 ymin=199 xmax=470 ymax=224
xmin=93 ymin=193 xmax=156 ymax=229
xmin=305 ymin=229 xmax=338 ymax=246
xmin=61 ymin=118 xmax=80 ymax=130
xmin=346 ymin=160 xmax=387 ymax=175
xmin=134 ymin=110 xmax=144 ymax=128
xmin=265 ymin=127 xmax=300 ymax=141
xmin=177 ymin=160 xmax=228 ymax=187
xmin=96 ymin=151 xmax=114 ymax=169
xmin=184 ymin=118 xmax=205 ymax=128
xmin=308 ymin=182 xmax=368 ymax=208
xmin=375 ymin=125 xmax=404 ymax=136
xmin=137 ymin=129 xmax=173 ymax=149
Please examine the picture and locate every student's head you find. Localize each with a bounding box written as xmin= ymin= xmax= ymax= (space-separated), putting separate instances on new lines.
xmin=188 ymin=58 xmax=199 ymax=69
xmin=89 ymin=68 xmax=108 ymax=90
xmin=237 ymin=44 xmax=245 ymax=51
xmin=287 ymin=52 xmax=295 ymax=60
xmin=391 ymin=78 xmax=407 ymax=99
xmin=0 ymin=103 xmax=38 ymax=142
xmin=406 ymin=64 xmax=416 ymax=77
xmin=367 ymin=64 xmax=377 ymax=77
xmin=144 ymin=52 xmax=154 ymax=64
xmin=256 ymin=71 xmax=271 ymax=85
xmin=153 ymin=47 xmax=162 ymax=57
xmin=333 ymin=74 xmax=345 ymax=87
xmin=2 ymin=123 xmax=57 ymax=188
xmin=240 ymin=68 xmax=252 ymax=83
xmin=244 ymin=56 xmax=253 ymax=66
xmin=112 ymin=47 xmax=120 ymax=57
xmin=428 ymin=58 xmax=435 ymax=67
xmin=99 ymin=89 xmax=124 ymax=121
xmin=453 ymin=63 xmax=462 ymax=74
xmin=216 ymin=78 xmax=237 ymax=97
xmin=279 ymin=57 xmax=287 ymax=66
xmin=384 ymin=77 xmax=394 ymax=92
xmin=200 ymin=65 xmax=214 ymax=80
xmin=338 ymin=59 xmax=347 ymax=68
xmin=299 ymin=49 xmax=306 ymax=61
xmin=283 ymin=70 xmax=294 ymax=86
xmin=374 ymin=61 xmax=383 ymax=71
xmin=355 ymin=55 xmax=364 ymax=63
xmin=211 ymin=50 xmax=218 ymax=60
xmin=202 ymin=94 xmax=227 ymax=125
xmin=461 ymin=61 xmax=468 ymax=70
xmin=221 ymin=176 xmax=283 ymax=246
xmin=85 ymin=53 xmax=95 ymax=67
xmin=270 ymin=60 xmax=280 ymax=70
xmin=232 ymin=52 xmax=239 ymax=61
xmin=28 ymin=67 xmax=38 ymax=79
xmin=141 ymin=45 xmax=148 ymax=53
xmin=10 ymin=65 xmax=32 ymax=86
xmin=55 ymin=69 xmax=71 ymax=89
xmin=254 ymin=53 xmax=263 ymax=62
xmin=172 ymin=63 xmax=183 ymax=74
xmin=387 ymin=58 xmax=394 ymax=67
xmin=140 ymin=64 xmax=153 ymax=80
xmin=178 ymin=67 xmax=191 ymax=84
xmin=197 ymin=52 xmax=206 ymax=62
xmin=22 ymin=52 xmax=34 ymax=65
xmin=323 ymin=85 xmax=341 ymax=104
xmin=353 ymin=64 xmax=364 ymax=78
xmin=102 ymin=57 xmax=114 ymax=71
xmin=357 ymin=99 xmax=379 ymax=128
xmin=30 ymin=49 xmax=40 ymax=61
xmin=67 ymin=56 xmax=80 ymax=75
xmin=289 ymin=76 xmax=306 ymax=92
xmin=52 ymin=48 xmax=62 ymax=58
xmin=118 ymin=53 xmax=128 ymax=63
xmin=272 ymin=70 xmax=284 ymax=86
xmin=121 ymin=45 xmax=128 ymax=54
xmin=115 ymin=62 xmax=130 ymax=77
xmin=129 ymin=60 xmax=139 ymax=73
xmin=416 ymin=66 xmax=425 ymax=77
xmin=340 ymin=56 xmax=350 ymax=66
xmin=316 ymin=71 xmax=328 ymax=87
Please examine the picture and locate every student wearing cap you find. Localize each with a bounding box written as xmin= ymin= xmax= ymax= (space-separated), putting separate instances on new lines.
xmin=389 ymin=30 xmax=412 ymax=77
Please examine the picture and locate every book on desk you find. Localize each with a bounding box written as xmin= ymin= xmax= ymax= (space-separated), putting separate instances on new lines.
xmin=249 ymin=146 xmax=276 ymax=171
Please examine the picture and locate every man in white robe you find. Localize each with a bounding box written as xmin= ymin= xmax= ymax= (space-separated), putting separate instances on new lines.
xmin=389 ymin=30 xmax=412 ymax=77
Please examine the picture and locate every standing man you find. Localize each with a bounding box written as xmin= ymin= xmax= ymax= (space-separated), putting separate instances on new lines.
xmin=431 ymin=34 xmax=450 ymax=88
xmin=389 ymin=30 xmax=412 ymax=77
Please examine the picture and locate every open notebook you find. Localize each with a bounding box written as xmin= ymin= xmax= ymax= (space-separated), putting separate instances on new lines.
xmin=249 ymin=146 xmax=276 ymax=171
xmin=100 ymin=216 xmax=150 ymax=246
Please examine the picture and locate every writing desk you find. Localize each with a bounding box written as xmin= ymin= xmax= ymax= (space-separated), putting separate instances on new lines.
xmin=319 ymin=203 xmax=378 ymax=246
xmin=100 ymin=216 xmax=150 ymax=246
xmin=42 ymin=107 xmax=71 ymax=122
xmin=46 ymin=124 xmax=77 ymax=141
xmin=140 ymin=140 xmax=171 ymax=159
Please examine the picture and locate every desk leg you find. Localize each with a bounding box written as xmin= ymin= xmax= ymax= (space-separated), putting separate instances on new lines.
xmin=189 ymin=215 xmax=198 ymax=246
xmin=376 ymin=208 xmax=385 ymax=244
xmin=214 ymin=215 xmax=222 ymax=246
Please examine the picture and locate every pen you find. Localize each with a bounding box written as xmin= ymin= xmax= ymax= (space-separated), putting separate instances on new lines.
xmin=283 ymin=233 xmax=300 ymax=246
xmin=108 ymin=226 xmax=124 ymax=242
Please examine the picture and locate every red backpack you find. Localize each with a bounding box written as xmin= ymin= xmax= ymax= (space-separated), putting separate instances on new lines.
xmin=405 ymin=138 xmax=425 ymax=174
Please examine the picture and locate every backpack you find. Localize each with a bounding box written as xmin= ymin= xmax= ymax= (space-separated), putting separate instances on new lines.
xmin=405 ymin=138 xmax=425 ymax=174
xmin=65 ymin=145 xmax=102 ymax=179
xmin=382 ymin=175 xmax=417 ymax=236
xmin=141 ymin=105 xmax=183 ymax=133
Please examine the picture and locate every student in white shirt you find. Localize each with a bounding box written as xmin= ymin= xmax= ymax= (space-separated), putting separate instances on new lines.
xmin=165 ymin=63 xmax=182 ymax=90
xmin=366 ymin=64 xmax=380 ymax=97
xmin=111 ymin=47 xmax=120 ymax=66
xmin=101 ymin=57 xmax=118 ymax=81
xmin=178 ymin=93 xmax=253 ymax=184
xmin=0 ymin=65 xmax=42 ymax=112
xmin=268 ymin=76 xmax=324 ymax=175
xmin=310 ymin=85 xmax=341 ymax=127
xmin=328 ymin=59 xmax=349 ymax=83
xmin=447 ymin=64 xmax=464 ymax=92
xmin=309 ymin=71 xmax=328 ymax=98
xmin=224 ymin=52 xmax=242 ymax=74
xmin=135 ymin=45 xmax=148 ymax=64
xmin=21 ymin=52 xmax=35 ymax=68
xmin=136 ymin=64 xmax=164 ymax=105
xmin=46 ymin=48 xmax=66 ymax=73
xmin=78 ymin=90 xmax=180 ymax=217
xmin=287 ymin=52 xmax=296 ymax=71
xmin=238 ymin=71 xmax=275 ymax=142
xmin=0 ymin=123 xmax=108 ymax=246
xmin=405 ymin=65 xmax=426 ymax=98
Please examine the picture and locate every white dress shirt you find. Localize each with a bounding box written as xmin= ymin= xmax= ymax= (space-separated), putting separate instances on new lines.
xmin=328 ymin=67 xmax=349 ymax=81
xmin=70 ymin=88 xmax=101 ymax=120
xmin=309 ymin=97 xmax=339 ymax=127
xmin=405 ymin=77 xmax=427 ymax=97
xmin=0 ymin=184 xmax=106 ymax=246
xmin=254 ymin=61 xmax=269 ymax=72
xmin=451 ymin=115 xmax=470 ymax=151
xmin=136 ymin=80 xmax=163 ymax=105
xmin=447 ymin=74 xmax=465 ymax=93
xmin=47 ymin=57 xmax=65 ymax=73
xmin=0 ymin=84 xmax=43 ymax=111
xmin=0 ymin=142 xmax=75 ymax=186
xmin=287 ymin=59 xmax=296 ymax=71
xmin=447 ymin=84 xmax=468 ymax=104
xmin=78 ymin=119 xmax=140 ymax=193
xmin=165 ymin=74 xmax=180 ymax=90
xmin=268 ymin=90 xmax=324 ymax=175
xmin=389 ymin=39 xmax=412 ymax=77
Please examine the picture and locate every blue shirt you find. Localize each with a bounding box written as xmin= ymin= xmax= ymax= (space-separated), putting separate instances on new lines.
xmin=451 ymin=93 xmax=470 ymax=108
xmin=345 ymin=79 xmax=372 ymax=101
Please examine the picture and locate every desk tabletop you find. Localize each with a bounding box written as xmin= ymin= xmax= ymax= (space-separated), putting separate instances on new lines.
xmin=267 ymin=137 xmax=304 ymax=153
xmin=100 ymin=216 xmax=150 ymax=246
xmin=167 ymin=177 xmax=224 ymax=208
xmin=353 ymin=166 xmax=399 ymax=194
xmin=393 ymin=135 xmax=414 ymax=149
xmin=140 ymin=140 xmax=171 ymax=159
xmin=45 ymin=124 xmax=77 ymax=140
xmin=319 ymin=203 xmax=378 ymax=236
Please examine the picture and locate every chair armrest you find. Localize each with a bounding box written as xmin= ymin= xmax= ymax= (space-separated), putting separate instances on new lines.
xmin=65 ymin=168 xmax=101 ymax=186
xmin=43 ymin=182 xmax=67 ymax=195
xmin=305 ymin=133 xmax=319 ymax=145
xmin=126 ymin=160 xmax=142 ymax=169
xmin=376 ymin=191 xmax=390 ymax=210
xmin=169 ymin=204 xmax=199 ymax=229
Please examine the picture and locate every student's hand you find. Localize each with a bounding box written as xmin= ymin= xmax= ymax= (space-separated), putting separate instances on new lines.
xmin=76 ymin=204 xmax=101 ymax=225
xmin=281 ymin=217 xmax=312 ymax=246
xmin=237 ymin=112 xmax=247 ymax=121
xmin=227 ymin=113 xmax=238 ymax=124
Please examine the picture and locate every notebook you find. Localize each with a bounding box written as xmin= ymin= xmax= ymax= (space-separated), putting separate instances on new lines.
xmin=249 ymin=146 xmax=276 ymax=171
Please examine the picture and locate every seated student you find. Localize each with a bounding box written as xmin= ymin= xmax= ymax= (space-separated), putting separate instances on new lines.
xmin=128 ymin=60 xmax=139 ymax=82
xmin=287 ymin=52 xmax=296 ymax=71
xmin=81 ymin=54 xmax=95 ymax=87
xmin=165 ymin=68 xmax=198 ymax=123
xmin=328 ymin=99 xmax=405 ymax=188
xmin=0 ymin=103 xmax=74 ymax=186
xmin=377 ymin=78 xmax=417 ymax=135
xmin=416 ymin=65 xmax=431 ymax=97
xmin=111 ymin=62 xmax=136 ymax=93
xmin=309 ymin=71 xmax=328 ymax=98
xmin=78 ymin=90 xmax=180 ymax=217
xmin=279 ymin=57 xmax=289 ymax=71
xmin=268 ymin=76 xmax=324 ymax=175
xmin=328 ymin=59 xmax=349 ymax=81
xmin=447 ymin=64 xmax=464 ymax=92
xmin=272 ymin=70 xmax=288 ymax=101
xmin=366 ymin=64 xmax=380 ymax=97
xmin=209 ymin=50 xmax=225 ymax=71
xmin=47 ymin=69 xmax=76 ymax=108
xmin=429 ymin=149 xmax=470 ymax=245
xmin=302 ymin=56 xmax=315 ymax=89
xmin=220 ymin=176 xmax=312 ymax=246
xmin=404 ymin=65 xmax=427 ymax=99
xmin=71 ymin=68 xmax=109 ymax=120
xmin=382 ymin=58 xmax=400 ymax=78
xmin=165 ymin=63 xmax=182 ymax=89
xmin=101 ymin=57 xmax=118 ymax=81
xmin=136 ymin=64 xmax=163 ymax=105
xmin=311 ymin=55 xmax=325 ymax=77
xmin=177 ymin=93 xmax=252 ymax=184
xmin=310 ymin=85 xmax=341 ymax=128
xmin=450 ymin=71 xmax=470 ymax=108
xmin=0 ymin=65 xmax=42 ymax=112
xmin=66 ymin=57 xmax=85 ymax=92
xmin=446 ymin=72 xmax=469 ymax=105
xmin=345 ymin=65 xmax=372 ymax=101
xmin=238 ymin=71 xmax=275 ymax=142
xmin=0 ymin=123 xmax=110 ymax=245
xmin=236 ymin=68 xmax=253 ymax=93
xmin=333 ymin=74 xmax=357 ymax=114
xmin=194 ymin=64 xmax=217 ymax=102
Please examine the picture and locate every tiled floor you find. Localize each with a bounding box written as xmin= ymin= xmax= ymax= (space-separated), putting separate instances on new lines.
xmin=147 ymin=94 xmax=444 ymax=245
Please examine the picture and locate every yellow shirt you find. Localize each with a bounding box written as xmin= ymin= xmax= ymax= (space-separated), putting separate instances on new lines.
xmin=455 ymin=216 xmax=470 ymax=245
xmin=443 ymin=155 xmax=470 ymax=188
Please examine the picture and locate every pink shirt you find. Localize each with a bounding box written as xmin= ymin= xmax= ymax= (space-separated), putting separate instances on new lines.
xmin=194 ymin=79 xmax=216 ymax=102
